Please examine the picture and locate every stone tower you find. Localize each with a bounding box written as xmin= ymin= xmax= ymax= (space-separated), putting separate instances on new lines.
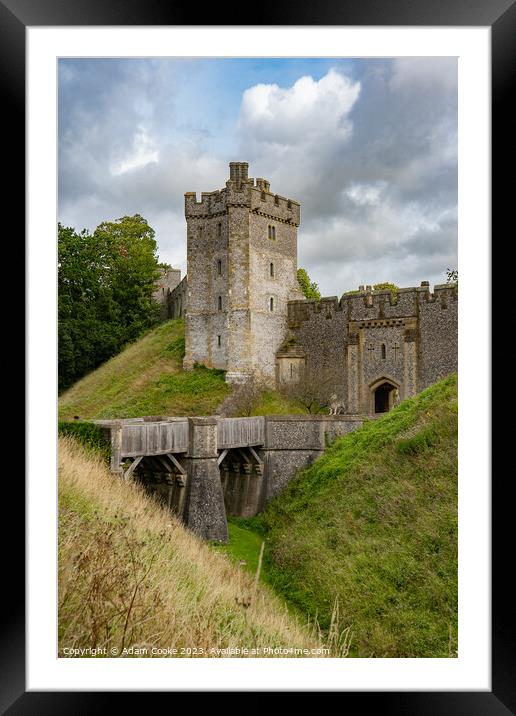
xmin=183 ymin=162 xmax=302 ymax=383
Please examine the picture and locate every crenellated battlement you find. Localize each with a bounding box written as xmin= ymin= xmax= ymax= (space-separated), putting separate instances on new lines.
xmin=184 ymin=162 xmax=300 ymax=225
xmin=250 ymin=185 xmax=300 ymax=226
xmin=287 ymin=282 xmax=458 ymax=328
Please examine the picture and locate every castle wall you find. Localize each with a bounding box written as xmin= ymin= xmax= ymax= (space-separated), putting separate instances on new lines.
xmin=287 ymin=298 xmax=349 ymax=403
xmin=226 ymin=206 xmax=251 ymax=379
xmin=417 ymin=284 xmax=458 ymax=390
xmin=183 ymin=206 xmax=230 ymax=370
xmin=286 ymin=284 xmax=458 ymax=414
xmin=167 ymin=275 xmax=187 ymax=318
xmin=153 ymin=267 xmax=181 ymax=320
xmin=248 ymin=209 xmax=299 ymax=380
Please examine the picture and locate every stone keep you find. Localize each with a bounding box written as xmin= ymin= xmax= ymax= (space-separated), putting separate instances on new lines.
xmin=183 ymin=162 xmax=302 ymax=382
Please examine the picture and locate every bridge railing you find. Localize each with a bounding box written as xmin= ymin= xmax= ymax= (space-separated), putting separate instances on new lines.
xmin=121 ymin=418 xmax=189 ymax=457
xmin=217 ymin=416 xmax=265 ymax=449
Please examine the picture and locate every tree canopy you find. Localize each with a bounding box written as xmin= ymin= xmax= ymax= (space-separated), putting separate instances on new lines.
xmin=58 ymin=215 xmax=162 ymax=392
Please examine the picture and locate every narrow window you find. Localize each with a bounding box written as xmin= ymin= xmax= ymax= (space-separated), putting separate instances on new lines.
xmin=218 ymin=295 xmax=222 ymax=311
xmin=267 ymin=225 xmax=271 ymax=240
xmin=217 ymin=259 xmax=222 ymax=276
xmin=270 ymin=262 xmax=274 ymax=278
xmin=217 ymin=222 xmax=222 ymax=238
xmin=261 ymin=190 xmax=266 ymax=201
xmin=274 ymin=195 xmax=279 ymax=206
xmin=381 ymin=343 xmax=386 ymax=359
xmin=199 ymin=226 xmax=203 ymax=239
xmin=272 ymin=226 xmax=276 ymax=240
xmin=287 ymin=199 xmax=292 ymax=210
xmin=270 ymin=297 xmax=274 ymax=312
xmin=217 ymin=335 xmax=221 ymax=347
xmin=290 ymin=363 xmax=293 ymax=378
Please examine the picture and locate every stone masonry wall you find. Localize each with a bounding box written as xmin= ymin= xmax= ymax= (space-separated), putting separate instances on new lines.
xmin=167 ymin=275 xmax=188 ymax=319
xmin=286 ymin=284 xmax=458 ymax=413
xmin=183 ymin=163 xmax=302 ymax=382
xmin=153 ymin=267 xmax=181 ymax=320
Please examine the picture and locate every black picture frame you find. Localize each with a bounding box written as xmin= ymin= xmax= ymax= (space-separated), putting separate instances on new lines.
xmin=6 ymin=0 xmax=512 ymax=710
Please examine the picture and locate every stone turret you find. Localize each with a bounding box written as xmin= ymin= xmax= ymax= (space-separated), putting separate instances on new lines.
xmin=183 ymin=162 xmax=302 ymax=383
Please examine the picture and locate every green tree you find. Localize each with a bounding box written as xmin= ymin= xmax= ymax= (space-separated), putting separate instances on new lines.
xmin=93 ymin=215 xmax=162 ymax=343
xmin=58 ymin=215 xmax=162 ymax=392
xmin=297 ymin=268 xmax=321 ymax=300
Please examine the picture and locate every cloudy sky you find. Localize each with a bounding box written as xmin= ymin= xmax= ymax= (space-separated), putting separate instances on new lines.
xmin=58 ymin=57 xmax=457 ymax=295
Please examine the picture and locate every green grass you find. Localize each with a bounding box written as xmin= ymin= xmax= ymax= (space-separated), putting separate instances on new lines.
xmin=212 ymin=519 xmax=265 ymax=575
xmin=250 ymin=390 xmax=309 ymax=416
xmin=248 ymin=374 xmax=458 ymax=658
xmin=58 ymin=437 xmax=327 ymax=656
xmin=59 ymin=319 xmax=231 ymax=420
xmin=59 ymin=318 xmax=313 ymax=420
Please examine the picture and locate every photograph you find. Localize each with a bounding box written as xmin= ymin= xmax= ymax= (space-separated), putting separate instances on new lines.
xmin=11 ymin=7 xmax=505 ymax=704
xmin=57 ymin=56 xmax=459 ymax=660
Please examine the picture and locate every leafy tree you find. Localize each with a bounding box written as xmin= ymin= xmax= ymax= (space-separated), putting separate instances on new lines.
xmin=58 ymin=215 xmax=162 ymax=392
xmin=297 ymin=268 xmax=321 ymax=300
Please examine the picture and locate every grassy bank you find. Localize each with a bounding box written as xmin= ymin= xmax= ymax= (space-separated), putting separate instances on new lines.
xmin=58 ymin=319 xmax=230 ymax=419
xmin=58 ymin=436 xmax=341 ymax=657
xmin=248 ymin=374 xmax=458 ymax=658
xmin=59 ymin=318 xmax=304 ymax=420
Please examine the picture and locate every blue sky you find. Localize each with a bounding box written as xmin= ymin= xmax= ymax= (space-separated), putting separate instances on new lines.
xmin=58 ymin=57 xmax=457 ymax=294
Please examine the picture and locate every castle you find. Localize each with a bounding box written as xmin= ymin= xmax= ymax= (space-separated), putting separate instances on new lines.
xmin=156 ymin=162 xmax=458 ymax=416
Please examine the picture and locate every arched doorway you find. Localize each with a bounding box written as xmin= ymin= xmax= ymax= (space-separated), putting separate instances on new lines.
xmin=369 ymin=378 xmax=399 ymax=415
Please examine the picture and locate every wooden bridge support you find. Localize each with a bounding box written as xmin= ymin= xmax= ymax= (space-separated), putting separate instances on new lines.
xmin=97 ymin=414 xmax=364 ymax=543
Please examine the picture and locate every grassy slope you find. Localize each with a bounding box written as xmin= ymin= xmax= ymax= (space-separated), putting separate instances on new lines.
xmin=58 ymin=436 xmax=330 ymax=657
xmin=59 ymin=318 xmax=303 ymax=420
xmin=59 ymin=319 xmax=230 ymax=420
xmin=248 ymin=374 xmax=458 ymax=658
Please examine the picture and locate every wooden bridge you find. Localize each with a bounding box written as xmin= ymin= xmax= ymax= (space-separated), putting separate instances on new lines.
xmin=95 ymin=414 xmax=363 ymax=542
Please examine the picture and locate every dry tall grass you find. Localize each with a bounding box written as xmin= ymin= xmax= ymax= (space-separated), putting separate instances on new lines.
xmin=58 ymin=437 xmax=331 ymax=658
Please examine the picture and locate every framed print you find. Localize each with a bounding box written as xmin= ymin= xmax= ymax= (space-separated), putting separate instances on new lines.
xmin=4 ymin=0 xmax=512 ymax=709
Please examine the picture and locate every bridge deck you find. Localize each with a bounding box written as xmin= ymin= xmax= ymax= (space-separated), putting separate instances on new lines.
xmin=96 ymin=416 xmax=266 ymax=458
xmin=217 ymin=417 xmax=265 ymax=450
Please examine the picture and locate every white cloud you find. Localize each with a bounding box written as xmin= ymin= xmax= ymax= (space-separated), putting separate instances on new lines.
xmin=111 ymin=128 xmax=159 ymax=175
xmin=345 ymin=181 xmax=386 ymax=206
xmin=238 ymin=69 xmax=360 ymax=148
xmin=59 ymin=59 xmax=457 ymax=296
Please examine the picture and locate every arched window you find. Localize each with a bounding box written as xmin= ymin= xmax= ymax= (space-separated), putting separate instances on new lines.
xmin=217 ymin=222 xmax=222 ymax=238
xmin=218 ymin=295 xmax=222 ymax=311
xmin=217 ymin=259 xmax=222 ymax=276
xmin=381 ymin=343 xmax=386 ymax=359
xmin=270 ymin=262 xmax=274 ymax=278
xmin=270 ymin=297 xmax=274 ymax=312
xmin=217 ymin=335 xmax=221 ymax=347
